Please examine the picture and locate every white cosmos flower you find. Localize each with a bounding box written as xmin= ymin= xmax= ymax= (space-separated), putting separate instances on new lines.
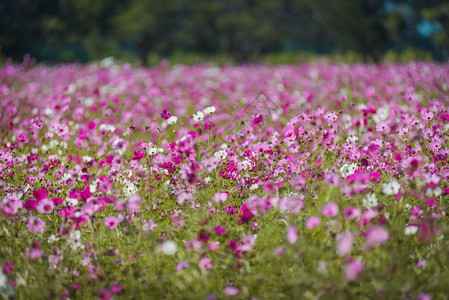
xmin=167 ymin=116 xmax=178 ymax=125
xmin=83 ymin=156 xmax=92 ymax=163
xmin=340 ymin=163 xmax=357 ymax=178
xmin=147 ymin=147 xmax=158 ymax=155
xmin=404 ymin=226 xmax=418 ymax=235
xmin=214 ymin=150 xmax=228 ymax=160
xmin=362 ymin=193 xmax=378 ymax=209
xmin=0 ymin=268 xmax=6 ymax=289
xmin=203 ymin=106 xmax=216 ymax=115
xmin=382 ymin=180 xmax=401 ymax=195
xmin=161 ymin=240 xmax=177 ymax=255
xmin=193 ymin=111 xmax=204 ymax=122
xmin=250 ymin=184 xmax=259 ymax=190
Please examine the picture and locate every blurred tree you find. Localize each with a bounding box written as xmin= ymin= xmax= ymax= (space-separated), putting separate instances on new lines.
xmin=321 ymin=0 xmax=390 ymax=61
xmin=0 ymin=0 xmax=42 ymax=60
xmin=214 ymin=0 xmax=281 ymax=61
xmin=114 ymin=0 xmax=183 ymax=65
xmin=0 ymin=0 xmax=443 ymax=63
xmin=421 ymin=1 xmax=449 ymax=60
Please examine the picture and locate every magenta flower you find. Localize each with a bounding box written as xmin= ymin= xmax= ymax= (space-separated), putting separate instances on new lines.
xmin=161 ymin=109 xmax=171 ymax=120
xmin=110 ymin=284 xmax=123 ymax=294
xmin=237 ymin=203 xmax=253 ymax=224
xmin=97 ymin=288 xmax=111 ymax=300
xmin=214 ymin=225 xmax=227 ymax=235
xmin=24 ymin=199 xmax=37 ymax=211
xmin=132 ymin=151 xmax=145 ymax=161
xmin=225 ymin=204 xmax=236 ymax=215
xmin=33 ymin=188 xmax=47 ymax=201
xmin=2 ymin=262 xmax=14 ymax=275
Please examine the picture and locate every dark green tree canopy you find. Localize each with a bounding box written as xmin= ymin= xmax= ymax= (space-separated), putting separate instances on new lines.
xmin=0 ymin=0 xmax=447 ymax=64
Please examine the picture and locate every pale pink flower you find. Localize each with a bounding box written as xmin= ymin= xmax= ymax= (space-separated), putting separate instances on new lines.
xmin=336 ymin=232 xmax=354 ymax=256
xmin=27 ymin=217 xmax=45 ymax=233
xmin=345 ymin=259 xmax=364 ymax=281
xmin=274 ymin=247 xmax=285 ymax=256
xmin=286 ymin=225 xmax=298 ymax=243
xmin=365 ymin=226 xmax=389 ymax=247
xmin=199 ymin=256 xmax=212 ymax=270
xmin=417 ymin=293 xmax=432 ymax=300
xmin=343 ymin=207 xmax=361 ymax=220
xmin=224 ymin=287 xmax=240 ymax=296
xmin=322 ymin=202 xmax=339 ymax=217
xmin=213 ymin=192 xmax=228 ymax=203
xmin=36 ymin=198 xmax=54 ymax=214
xmin=176 ymin=261 xmax=190 ymax=271
xmin=29 ymin=248 xmax=43 ymax=261
xmin=305 ymin=216 xmax=321 ymax=229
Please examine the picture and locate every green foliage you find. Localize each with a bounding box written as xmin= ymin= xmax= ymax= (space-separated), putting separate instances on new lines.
xmin=0 ymin=0 xmax=447 ymax=63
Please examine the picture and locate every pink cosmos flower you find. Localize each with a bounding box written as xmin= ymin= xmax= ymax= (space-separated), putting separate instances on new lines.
xmin=2 ymin=262 xmax=14 ymax=275
xmin=24 ymin=199 xmax=37 ymax=211
xmin=365 ymin=226 xmax=389 ymax=247
xmin=104 ymin=216 xmax=120 ymax=230
xmin=176 ymin=261 xmax=190 ymax=272
xmin=214 ymin=226 xmax=227 ymax=235
xmin=29 ymin=248 xmax=43 ymax=261
xmin=36 ymin=198 xmax=54 ymax=214
xmin=199 ymin=256 xmax=212 ymax=270
xmin=33 ymin=188 xmax=47 ymax=201
xmin=238 ymin=234 xmax=256 ymax=252
xmin=126 ymin=194 xmax=142 ymax=213
xmin=343 ymin=207 xmax=361 ymax=220
xmin=224 ymin=287 xmax=240 ymax=296
xmin=209 ymin=242 xmax=219 ymax=251
xmin=336 ymin=232 xmax=354 ymax=256
xmin=27 ymin=217 xmax=45 ymax=233
xmin=322 ymin=202 xmax=339 ymax=217
xmin=417 ymin=293 xmax=432 ymax=300
xmin=97 ymin=289 xmax=111 ymax=300
xmin=286 ymin=225 xmax=298 ymax=244
xmin=110 ymin=285 xmax=123 ymax=294
xmin=213 ymin=192 xmax=228 ymax=203
xmin=345 ymin=259 xmax=364 ymax=281
xmin=142 ymin=219 xmax=158 ymax=231
xmin=2 ymin=193 xmax=23 ymax=216
xmin=305 ymin=216 xmax=321 ymax=229
xmin=274 ymin=247 xmax=285 ymax=256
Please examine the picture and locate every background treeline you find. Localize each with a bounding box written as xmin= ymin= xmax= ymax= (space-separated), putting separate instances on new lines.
xmin=1 ymin=0 xmax=448 ymax=65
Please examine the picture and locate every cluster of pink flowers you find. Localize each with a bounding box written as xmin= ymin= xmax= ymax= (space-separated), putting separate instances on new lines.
xmin=0 ymin=60 xmax=448 ymax=298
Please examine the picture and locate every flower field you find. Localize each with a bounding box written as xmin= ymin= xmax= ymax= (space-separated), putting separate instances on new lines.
xmin=1 ymin=61 xmax=449 ymax=299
